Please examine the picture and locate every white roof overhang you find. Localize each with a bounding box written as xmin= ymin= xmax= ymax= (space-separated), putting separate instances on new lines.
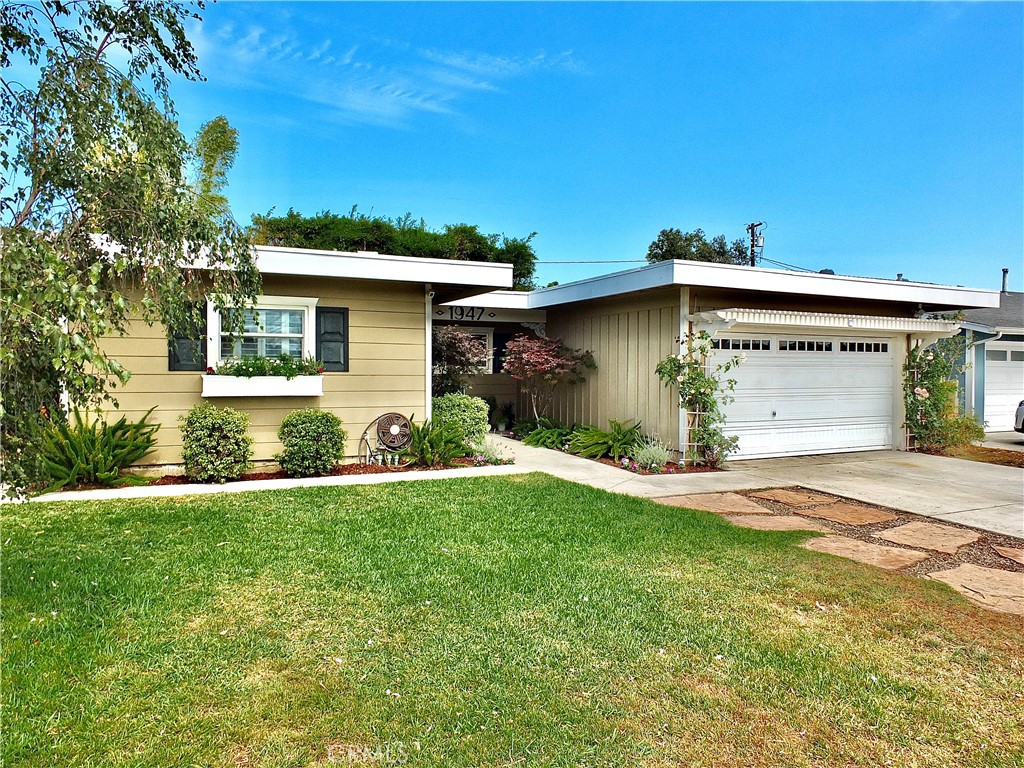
xmin=253 ymin=245 xmax=514 ymax=300
xmin=520 ymin=260 xmax=998 ymax=310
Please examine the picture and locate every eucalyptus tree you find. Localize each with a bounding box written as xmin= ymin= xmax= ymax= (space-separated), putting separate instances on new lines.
xmin=0 ymin=1 xmax=260 ymax=489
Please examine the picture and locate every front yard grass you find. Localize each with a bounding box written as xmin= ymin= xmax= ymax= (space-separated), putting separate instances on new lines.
xmin=3 ymin=474 xmax=1022 ymax=766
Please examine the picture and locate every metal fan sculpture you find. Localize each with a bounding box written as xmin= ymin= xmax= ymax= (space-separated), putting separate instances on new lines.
xmin=359 ymin=412 xmax=414 ymax=467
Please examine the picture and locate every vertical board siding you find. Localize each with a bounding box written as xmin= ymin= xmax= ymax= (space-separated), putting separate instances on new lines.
xmin=96 ymin=276 xmax=427 ymax=466
xmin=545 ymin=290 xmax=680 ymax=448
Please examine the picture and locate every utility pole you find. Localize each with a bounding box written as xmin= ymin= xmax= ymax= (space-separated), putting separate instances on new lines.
xmin=745 ymin=222 xmax=764 ymax=267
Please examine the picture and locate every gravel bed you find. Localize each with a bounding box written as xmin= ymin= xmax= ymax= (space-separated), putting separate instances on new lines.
xmin=735 ymin=486 xmax=1024 ymax=576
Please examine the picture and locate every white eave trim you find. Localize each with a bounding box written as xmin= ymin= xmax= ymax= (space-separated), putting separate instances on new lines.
xmin=691 ymin=308 xmax=962 ymax=335
xmin=253 ymin=245 xmax=514 ymax=289
xmin=445 ymin=290 xmax=532 ymax=310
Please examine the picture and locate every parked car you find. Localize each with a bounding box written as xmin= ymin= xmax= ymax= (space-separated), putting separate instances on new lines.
xmin=1016 ymin=400 xmax=1024 ymax=433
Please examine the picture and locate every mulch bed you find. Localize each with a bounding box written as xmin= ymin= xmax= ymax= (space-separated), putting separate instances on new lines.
xmin=737 ymin=486 xmax=1024 ymax=576
xmin=924 ymin=445 xmax=1024 ymax=469
xmin=593 ymin=457 xmax=721 ymax=475
xmin=147 ymin=458 xmax=479 ymax=486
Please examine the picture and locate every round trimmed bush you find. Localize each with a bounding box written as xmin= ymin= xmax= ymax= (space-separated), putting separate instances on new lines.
xmin=275 ymin=408 xmax=347 ymax=477
xmin=431 ymin=394 xmax=489 ymax=445
xmin=180 ymin=403 xmax=252 ymax=483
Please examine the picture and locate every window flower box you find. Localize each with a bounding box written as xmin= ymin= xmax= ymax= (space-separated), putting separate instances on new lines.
xmin=201 ymin=374 xmax=324 ymax=398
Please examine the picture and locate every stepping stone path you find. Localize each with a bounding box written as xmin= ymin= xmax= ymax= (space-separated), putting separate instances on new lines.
xmin=928 ymin=564 xmax=1024 ymax=615
xmin=798 ymin=502 xmax=898 ymax=526
xmin=872 ymin=521 xmax=980 ymax=554
xmin=750 ymin=489 xmax=836 ymax=507
xmin=993 ymin=546 xmax=1024 ymax=566
xmin=652 ymin=492 xmax=769 ymax=516
xmin=802 ymin=535 xmax=930 ymax=570
xmin=724 ymin=515 xmax=833 ymax=533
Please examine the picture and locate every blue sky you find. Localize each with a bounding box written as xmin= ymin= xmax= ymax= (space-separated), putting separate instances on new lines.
xmin=172 ymin=2 xmax=1024 ymax=291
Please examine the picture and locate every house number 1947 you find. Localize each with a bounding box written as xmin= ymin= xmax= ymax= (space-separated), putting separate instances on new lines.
xmin=446 ymin=306 xmax=487 ymax=321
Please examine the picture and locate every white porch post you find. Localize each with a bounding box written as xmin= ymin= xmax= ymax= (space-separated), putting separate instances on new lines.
xmin=678 ymin=286 xmax=691 ymax=458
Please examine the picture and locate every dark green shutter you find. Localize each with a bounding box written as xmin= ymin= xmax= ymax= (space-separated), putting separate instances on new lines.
xmin=168 ymin=305 xmax=207 ymax=371
xmin=316 ymin=307 xmax=349 ymax=372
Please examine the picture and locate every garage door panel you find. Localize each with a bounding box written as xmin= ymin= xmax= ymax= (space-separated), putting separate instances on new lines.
xmin=984 ymin=341 xmax=1024 ymax=431
xmin=711 ymin=333 xmax=895 ymax=459
xmin=730 ymin=423 xmax=893 ymax=459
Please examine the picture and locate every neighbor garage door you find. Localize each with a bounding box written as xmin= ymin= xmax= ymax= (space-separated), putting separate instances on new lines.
xmin=709 ymin=333 xmax=895 ymax=459
xmin=983 ymin=341 xmax=1024 ymax=432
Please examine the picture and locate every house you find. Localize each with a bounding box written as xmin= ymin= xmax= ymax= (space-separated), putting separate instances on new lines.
xmin=443 ymin=260 xmax=999 ymax=459
xmin=103 ymin=246 xmax=513 ymax=467
xmin=957 ymin=271 xmax=1024 ymax=432
xmin=105 ymin=247 xmax=1000 ymax=469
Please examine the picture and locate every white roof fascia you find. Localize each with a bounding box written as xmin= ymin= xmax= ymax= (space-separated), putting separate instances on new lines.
xmin=515 ymin=260 xmax=998 ymax=310
xmin=253 ymin=246 xmax=514 ymax=289
xmin=444 ymin=290 xmax=533 ymax=310
xmin=525 ymin=261 xmax=676 ymax=308
xmin=693 ymin=308 xmax=961 ymax=335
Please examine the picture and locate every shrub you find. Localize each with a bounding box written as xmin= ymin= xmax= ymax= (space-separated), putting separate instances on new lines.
xmin=275 ymin=409 xmax=347 ymax=477
xmin=402 ymin=420 xmax=470 ymax=467
xmin=432 ymin=326 xmax=489 ymax=396
xmin=431 ymin=393 xmax=489 ymax=444
xmin=212 ymin=354 xmax=323 ymax=379
xmin=566 ymin=419 xmax=641 ymax=462
xmin=39 ymin=407 xmax=159 ymax=490
xmin=512 ymin=418 xmax=540 ymax=439
xmin=180 ymin=403 xmax=252 ymax=483
xmin=523 ymin=419 xmax=575 ymax=450
xmin=631 ymin=434 xmax=672 ymax=473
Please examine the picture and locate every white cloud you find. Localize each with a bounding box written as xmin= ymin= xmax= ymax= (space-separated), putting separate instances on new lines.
xmin=188 ymin=19 xmax=583 ymax=128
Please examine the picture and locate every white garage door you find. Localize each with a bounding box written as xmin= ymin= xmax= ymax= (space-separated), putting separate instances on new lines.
xmin=709 ymin=333 xmax=895 ymax=459
xmin=984 ymin=341 xmax=1024 ymax=432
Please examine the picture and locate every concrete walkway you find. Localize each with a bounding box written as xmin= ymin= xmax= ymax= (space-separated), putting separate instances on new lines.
xmin=24 ymin=437 xmax=1023 ymax=539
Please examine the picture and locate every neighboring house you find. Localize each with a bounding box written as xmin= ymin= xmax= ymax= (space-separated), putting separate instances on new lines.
xmin=444 ymin=260 xmax=998 ymax=460
xmin=957 ymin=276 xmax=1024 ymax=432
xmin=102 ymin=246 xmax=513 ymax=466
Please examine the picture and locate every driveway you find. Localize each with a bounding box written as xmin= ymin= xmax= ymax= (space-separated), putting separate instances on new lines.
xmin=495 ymin=438 xmax=1024 ymax=539
xmin=983 ymin=431 xmax=1024 ymax=452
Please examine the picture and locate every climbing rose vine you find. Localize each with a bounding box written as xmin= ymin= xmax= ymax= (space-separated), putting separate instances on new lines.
xmin=903 ymin=338 xmax=983 ymax=450
xmin=655 ymin=331 xmax=743 ymax=467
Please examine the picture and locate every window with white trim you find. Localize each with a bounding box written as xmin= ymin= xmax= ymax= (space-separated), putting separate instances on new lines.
xmin=208 ymin=296 xmax=318 ymax=367
xmin=840 ymin=341 xmax=888 ymax=353
xmin=711 ymin=338 xmax=771 ymax=351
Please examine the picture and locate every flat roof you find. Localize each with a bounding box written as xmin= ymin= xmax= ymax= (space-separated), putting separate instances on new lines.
xmin=254 ymin=245 xmax=514 ymax=294
xmin=447 ymin=260 xmax=999 ymax=310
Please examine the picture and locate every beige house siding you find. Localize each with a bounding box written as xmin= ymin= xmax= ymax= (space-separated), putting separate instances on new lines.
xmin=544 ymin=288 xmax=681 ymax=445
xmin=99 ymin=275 xmax=427 ymax=466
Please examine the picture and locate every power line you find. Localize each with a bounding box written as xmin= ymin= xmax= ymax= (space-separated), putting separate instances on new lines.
xmin=537 ymin=259 xmax=646 ymax=264
xmin=758 ymin=256 xmax=818 ymax=273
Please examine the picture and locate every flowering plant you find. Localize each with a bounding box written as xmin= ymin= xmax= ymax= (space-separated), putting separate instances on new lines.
xmin=209 ymin=354 xmax=324 ymax=379
xmin=903 ymin=338 xmax=983 ymax=450
xmin=655 ymin=331 xmax=743 ymax=467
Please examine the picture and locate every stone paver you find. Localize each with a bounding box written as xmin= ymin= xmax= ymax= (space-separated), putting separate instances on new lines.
xmin=750 ymin=488 xmax=837 ymax=507
xmin=928 ymin=563 xmax=1024 ymax=615
xmin=724 ymin=515 xmax=833 ymax=533
xmin=872 ymin=521 xmax=981 ymax=554
xmin=653 ymin=492 xmax=769 ymax=515
xmin=993 ymin=546 xmax=1024 ymax=566
xmin=802 ymin=535 xmax=930 ymax=570
xmin=798 ymin=502 xmax=898 ymax=526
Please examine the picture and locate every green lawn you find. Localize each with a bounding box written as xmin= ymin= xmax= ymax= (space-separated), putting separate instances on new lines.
xmin=3 ymin=474 xmax=1021 ymax=767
